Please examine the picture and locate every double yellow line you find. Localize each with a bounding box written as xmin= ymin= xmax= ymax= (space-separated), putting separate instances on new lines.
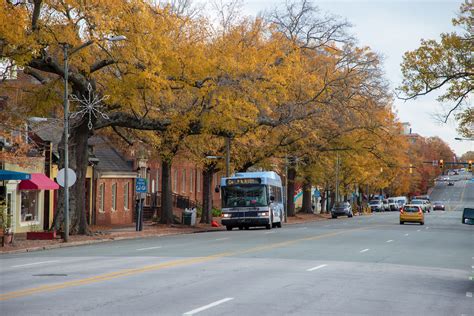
xmin=1 ymin=226 xmax=373 ymax=301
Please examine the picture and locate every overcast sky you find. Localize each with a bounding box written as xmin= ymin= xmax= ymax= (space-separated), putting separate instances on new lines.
xmin=240 ymin=0 xmax=472 ymax=156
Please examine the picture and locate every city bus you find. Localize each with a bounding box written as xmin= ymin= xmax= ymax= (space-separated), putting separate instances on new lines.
xmin=220 ymin=171 xmax=284 ymax=230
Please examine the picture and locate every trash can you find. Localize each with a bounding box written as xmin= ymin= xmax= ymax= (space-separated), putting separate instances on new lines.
xmin=182 ymin=208 xmax=192 ymax=225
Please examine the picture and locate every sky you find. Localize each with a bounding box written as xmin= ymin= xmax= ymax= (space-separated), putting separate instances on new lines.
xmin=240 ymin=0 xmax=473 ymax=156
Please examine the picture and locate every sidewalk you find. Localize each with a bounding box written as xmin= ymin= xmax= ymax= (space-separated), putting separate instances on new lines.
xmin=1 ymin=213 xmax=332 ymax=254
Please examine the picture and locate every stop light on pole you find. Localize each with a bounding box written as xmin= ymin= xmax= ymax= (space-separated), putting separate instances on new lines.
xmin=439 ymin=159 xmax=444 ymax=169
xmin=469 ymin=160 xmax=472 ymax=171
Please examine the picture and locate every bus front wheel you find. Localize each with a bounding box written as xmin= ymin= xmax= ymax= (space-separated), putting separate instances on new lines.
xmin=226 ymin=226 xmax=233 ymax=231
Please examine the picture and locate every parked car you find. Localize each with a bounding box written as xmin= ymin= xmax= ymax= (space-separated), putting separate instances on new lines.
xmin=331 ymin=202 xmax=353 ymax=219
xmin=410 ymin=199 xmax=430 ymax=213
xmin=382 ymin=199 xmax=390 ymax=211
xmin=369 ymin=200 xmax=384 ymax=212
xmin=432 ymin=201 xmax=445 ymax=211
xmin=388 ymin=198 xmax=399 ymax=211
xmin=448 ymin=181 xmax=454 ymax=186
xmin=400 ymin=205 xmax=424 ymax=225
xmin=462 ymin=208 xmax=474 ymax=225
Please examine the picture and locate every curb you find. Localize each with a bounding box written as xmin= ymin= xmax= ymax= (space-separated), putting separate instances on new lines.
xmin=1 ymin=216 xmax=335 ymax=255
xmin=0 ymin=228 xmax=225 ymax=255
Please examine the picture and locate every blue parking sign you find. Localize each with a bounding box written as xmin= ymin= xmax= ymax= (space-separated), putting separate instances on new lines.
xmin=136 ymin=178 xmax=147 ymax=193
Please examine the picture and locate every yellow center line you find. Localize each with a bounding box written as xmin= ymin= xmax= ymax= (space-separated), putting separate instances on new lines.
xmin=0 ymin=225 xmax=378 ymax=301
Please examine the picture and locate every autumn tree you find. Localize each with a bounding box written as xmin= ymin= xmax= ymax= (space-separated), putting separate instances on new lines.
xmin=399 ymin=0 xmax=473 ymax=138
xmin=0 ymin=1 xmax=216 ymax=234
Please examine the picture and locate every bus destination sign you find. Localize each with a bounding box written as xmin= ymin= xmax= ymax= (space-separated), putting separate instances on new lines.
xmin=226 ymin=178 xmax=261 ymax=185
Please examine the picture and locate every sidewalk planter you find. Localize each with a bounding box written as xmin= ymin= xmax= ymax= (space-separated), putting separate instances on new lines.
xmin=26 ymin=231 xmax=57 ymax=240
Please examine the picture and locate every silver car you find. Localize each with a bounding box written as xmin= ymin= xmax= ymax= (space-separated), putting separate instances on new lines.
xmin=410 ymin=199 xmax=431 ymax=213
xmin=331 ymin=202 xmax=353 ymax=218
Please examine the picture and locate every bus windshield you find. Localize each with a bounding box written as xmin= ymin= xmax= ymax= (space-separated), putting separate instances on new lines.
xmin=222 ymin=185 xmax=268 ymax=208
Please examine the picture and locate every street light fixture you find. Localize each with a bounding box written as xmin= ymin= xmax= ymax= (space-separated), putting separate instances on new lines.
xmin=455 ymin=137 xmax=474 ymax=141
xmin=61 ymin=35 xmax=125 ymax=242
xmin=205 ymin=137 xmax=231 ymax=177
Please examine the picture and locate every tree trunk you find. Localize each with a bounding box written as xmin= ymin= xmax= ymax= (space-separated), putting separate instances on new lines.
xmin=200 ymin=166 xmax=214 ymax=224
xmin=329 ymin=190 xmax=336 ymax=210
xmin=320 ymin=190 xmax=326 ymax=214
xmin=301 ymin=180 xmax=313 ymax=213
xmin=286 ymin=163 xmax=296 ymax=217
xmin=51 ymin=119 xmax=90 ymax=235
xmin=160 ymin=159 xmax=173 ymax=224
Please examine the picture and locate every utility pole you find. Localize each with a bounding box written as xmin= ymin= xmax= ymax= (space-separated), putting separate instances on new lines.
xmin=284 ymin=156 xmax=288 ymax=222
xmin=63 ymin=44 xmax=70 ymax=242
xmin=335 ymin=152 xmax=340 ymax=203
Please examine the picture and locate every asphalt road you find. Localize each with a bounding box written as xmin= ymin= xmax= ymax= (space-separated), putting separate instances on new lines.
xmin=1 ymin=174 xmax=473 ymax=316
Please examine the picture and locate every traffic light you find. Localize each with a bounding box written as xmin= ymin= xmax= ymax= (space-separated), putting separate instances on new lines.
xmin=439 ymin=159 xmax=444 ymax=169
xmin=409 ymin=164 xmax=413 ymax=174
xmin=469 ymin=160 xmax=472 ymax=172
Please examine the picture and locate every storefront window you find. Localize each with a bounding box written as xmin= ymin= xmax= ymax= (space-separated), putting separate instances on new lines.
xmin=124 ymin=183 xmax=129 ymax=210
xmin=112 ymin=183 xmax=117 ymax=210
xmin=99 ymin=183 xmax=105 ymax=213
xmin=21 ymin=191 xmax=38 ymax=222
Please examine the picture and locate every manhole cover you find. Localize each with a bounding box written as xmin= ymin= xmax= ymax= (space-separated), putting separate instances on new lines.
xmin=32 ymin=274 xmax=68 ymax=277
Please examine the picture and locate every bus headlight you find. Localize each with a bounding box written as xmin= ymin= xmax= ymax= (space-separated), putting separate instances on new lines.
xmin=222 ymin=213 xmax=231 ymax=218
xmin=258 ymin=212 xmax=269 ymax=217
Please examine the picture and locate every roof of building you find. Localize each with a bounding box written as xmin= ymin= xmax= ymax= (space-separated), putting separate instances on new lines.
xmin=29 ymin=120 xmax=133 ymax=173
xmin=89 ymin=136 xmax=134 ymax=173
xmin=31 ymin=119 xmax=63 ymax=152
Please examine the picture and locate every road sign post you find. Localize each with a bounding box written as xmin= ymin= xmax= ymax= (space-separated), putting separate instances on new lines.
xmin=135 ymin=178 xmax=147 ymax=231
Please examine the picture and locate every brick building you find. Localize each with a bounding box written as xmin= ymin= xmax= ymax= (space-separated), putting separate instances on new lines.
xmin=91 ymin=136 xmax=136 ymax=226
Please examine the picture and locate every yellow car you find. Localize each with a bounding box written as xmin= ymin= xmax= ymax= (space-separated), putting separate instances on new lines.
xmin=400 ymin=205 xmax=424 ymax=225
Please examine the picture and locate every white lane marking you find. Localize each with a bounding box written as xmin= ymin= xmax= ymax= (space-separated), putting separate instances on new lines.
xmin=405 ymin=233 xmax=409 ymax=236
xmin=136 ymin=246 xmax=162 ymax=251
xmin=467 ymin=292 xmax=472 ymax=298
xmin=425 ymin=227 xmax=430 ymax=229
xmin=300 ymin=227 xmax=308 ymax=230
xmin=360 ymin=248 xmax=370 ymax=253
xmin=324 ymin=225 xmax=331 ymax=227
xmin=11 ymin=260 xmax=59 ymax=268
xmin=264 ymin=231 xmax=276 ymax=234
xmin=469 ymin=276 xmax=472 ymax=281
xmin=307 ymin=264 xmax=328 ymax=272
xmin=471 ymin=265 xmax=474 ymax=269
xmin=386 ymin=240 xmax=394 ymax=243
xmin=183 ymin=298 xmax=234 ymax=315
xmin=417 ymin=229 xmax=421 ymax=232
xmin=215 ymin=237 xmax=229 ymax=241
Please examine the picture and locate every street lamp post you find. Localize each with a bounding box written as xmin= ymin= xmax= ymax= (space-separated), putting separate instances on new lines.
xmin=335 ymin=152 xmax=340 ymax=203
xmin=61 ymin=35 xmax=125 ymax=242
xmin=63 ymin=44 xmax=70 ymax=242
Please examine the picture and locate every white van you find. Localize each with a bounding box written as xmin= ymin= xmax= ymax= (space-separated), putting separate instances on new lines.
xmin=394 ymin=196 xmax=408 ymax=209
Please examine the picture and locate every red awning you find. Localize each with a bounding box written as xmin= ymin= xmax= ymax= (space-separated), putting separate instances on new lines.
xmin=19 ymin=173 xmax=59 ymax=190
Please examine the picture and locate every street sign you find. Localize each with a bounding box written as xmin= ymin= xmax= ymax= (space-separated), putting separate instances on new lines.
xmin=136 ymin=178 xmax=147 ymax=193
xmin=56 ymin=168 xmax=77 ymax=188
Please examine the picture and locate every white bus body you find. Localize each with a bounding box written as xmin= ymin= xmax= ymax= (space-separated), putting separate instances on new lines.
xmin=220 ymin=171 xmax=283 ymax=230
